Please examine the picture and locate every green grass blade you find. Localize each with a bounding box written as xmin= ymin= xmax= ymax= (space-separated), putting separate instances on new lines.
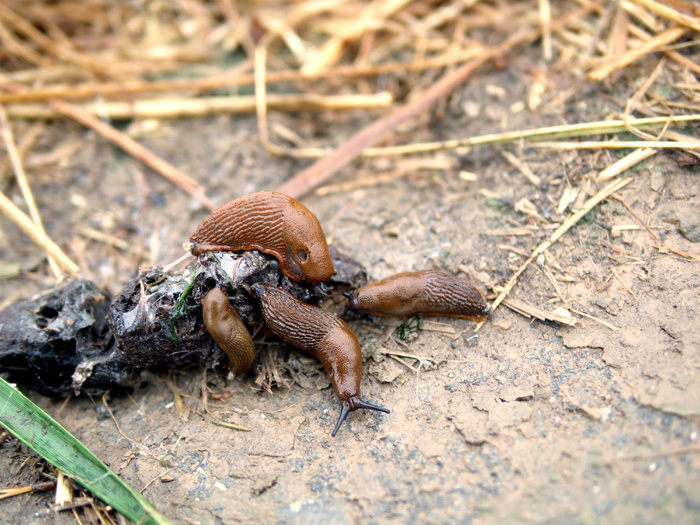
xmin=0 ymin=378 xmax=172 ymax=525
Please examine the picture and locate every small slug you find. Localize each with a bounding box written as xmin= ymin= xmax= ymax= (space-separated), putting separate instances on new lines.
xmin=251 ymin=282 xmax=389 ymax=436
xmin=202 ymin=288 xmax=255 ymax=374
xmin=348 ymin=270 xmax=491 ymax=321
xmin=190 ymin=191 xmax=334 ymax=283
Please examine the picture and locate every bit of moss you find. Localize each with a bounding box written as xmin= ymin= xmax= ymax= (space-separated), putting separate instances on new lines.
xmin=168 ymin=269 xmax=199 ymax=345
xmin=397 ymin=314 xmax=422 ymax=341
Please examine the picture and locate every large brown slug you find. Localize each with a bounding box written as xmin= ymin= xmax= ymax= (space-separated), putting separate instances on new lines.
xmin=348 ymin=270 xmax=491 ymax=321
xmin=251 ymin=282 xmax=389 ymax=436
xmin=202 ymin=288 xmax=255 ymax=374
xmin=190 ymin=191 xmax=334 ymax=283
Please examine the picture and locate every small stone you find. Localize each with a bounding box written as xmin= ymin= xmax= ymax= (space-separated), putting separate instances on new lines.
xmin=659 ymin=203 xmax=700 ymax=243
xmin=370 ymin=359 xmax=405 ymax=383
xmin=592 ymin=294 xmax=621 ymax=315
xmin=492 ymin=318 xmax=512 ymax=330
xmin=649 ymin=171 xmax=665 ymax=192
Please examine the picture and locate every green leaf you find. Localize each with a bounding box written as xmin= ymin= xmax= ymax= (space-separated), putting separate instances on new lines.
xmin=0 ymin=378 xmax=172 ymax=525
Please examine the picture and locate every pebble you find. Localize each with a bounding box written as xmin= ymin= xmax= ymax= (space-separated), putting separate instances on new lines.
xmin=659 ymin=203 xmax=700 ymax=242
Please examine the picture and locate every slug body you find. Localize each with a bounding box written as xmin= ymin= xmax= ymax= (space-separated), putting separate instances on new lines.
xmin=251 ymin=282 xmax=389 ymax=436
xmin=202 ymin=288 xmax=255 ymax=374
xmin=348 ymin=270 xmax=490 ymax=321
xmin=189 ymin=191 xmax=334 ymax=283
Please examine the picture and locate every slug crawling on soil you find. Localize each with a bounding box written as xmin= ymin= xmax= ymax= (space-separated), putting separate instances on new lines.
xmin=348 ymin=270 xmax=491 ymax=321
xmin=202 ymin=287 xmax=255 ymax=375
xmin=189 ymin=191 xmax=334 ymax=283
xmin=251 ymin=282 xmax=389 ymax=437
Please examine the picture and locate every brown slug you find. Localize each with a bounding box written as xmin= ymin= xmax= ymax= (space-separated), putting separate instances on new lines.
xmin=189 ymin=191 xmax=334 ymax=283
xmin=348 ymin=270 xmax=491 ymax=321
xmin=202 ymin=288 xmax=255 ymax=374
xmin=251 ymin=282 xmax=389 ymax=436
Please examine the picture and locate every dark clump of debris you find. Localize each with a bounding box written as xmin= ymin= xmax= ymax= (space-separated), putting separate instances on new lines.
xmin=0 ymin=248 xmax=366 ymax=397
xmin=0 ymin=280 xmax=114 ymax=396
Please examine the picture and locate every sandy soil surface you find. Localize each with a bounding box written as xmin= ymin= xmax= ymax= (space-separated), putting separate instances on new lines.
xmin=1 ymin=47 xmax=699 ymax=525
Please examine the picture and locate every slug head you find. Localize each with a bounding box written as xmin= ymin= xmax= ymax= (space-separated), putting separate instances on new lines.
xmin=346 ymin=290 xmax=368 ymax=314
xmin=332 ymin=397 xmax=390 ymax=437
xmin=250 ymin=281 xmax=271 ymax=300
xmin=346 ymin=274 xmax=424 ymax=316
xmin=283 ymin=200 xmax=334 ymax=283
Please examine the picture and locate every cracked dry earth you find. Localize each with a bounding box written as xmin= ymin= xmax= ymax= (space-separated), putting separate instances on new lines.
xmin=1 ymin=73 xmax=700 ymax=524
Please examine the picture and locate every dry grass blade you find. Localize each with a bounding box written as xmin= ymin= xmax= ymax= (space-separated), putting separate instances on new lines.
xmin=0 ymin=481 xmax=55 ymax=501
xmin=655 ymin=244 xmax=700 ymax=263
xmin=598 ymin=148 xmax=657 ymax=181
xmin=502 ymin=151 xmax=542 ymax=186
xmin=502 ymin=298 xmax=577 ymax=327
xmin=533 ymin=140 xmax=700 ymax=149
xmin=630 ymin=0 xmax=700 ymax=31
xmin=212 ymin=421 xmax=252 ymax=432
xmin=0 ymin=190 xmax=79 ymax=276
xmin=255 ymin=33 xmax=287 ymax=158
xmin=360 ymin=115 xmax=700 ymax=156
xmin=0 ymin=105 xmax=60 ymax=278
xmin=4 ymin=93 xmax=393 ymax=120
xmin=587 ymin=26 xmax=688 ymax=81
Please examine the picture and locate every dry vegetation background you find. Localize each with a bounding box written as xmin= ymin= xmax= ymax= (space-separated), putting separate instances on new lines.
xmin=1 ymin=0 xmax=699 ymax=524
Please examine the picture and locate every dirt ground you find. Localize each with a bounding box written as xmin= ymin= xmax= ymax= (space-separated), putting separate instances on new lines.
xmin=1 ymin=38 xmax=700 ymax=525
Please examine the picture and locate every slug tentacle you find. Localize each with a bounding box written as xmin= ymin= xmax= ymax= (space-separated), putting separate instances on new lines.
xmin=348 ymin=270 xmax=490 ymax=321
xmin=202 ymin=288 xmax=255 ymax=374
xmin=189 ymin=191 xmax=334 ymax=283
xmin=332 ymin=397 xmax=390 ymax=437
xmin=251 ymin=282 xmax=389 ymax=436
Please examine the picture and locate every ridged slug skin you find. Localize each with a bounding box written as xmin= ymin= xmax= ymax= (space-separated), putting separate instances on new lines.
xmin=202 ymin=288 xmax=255 ymax=374
xmin=189 ymin=191 xmax=334 ymax=283
xmin=251 ymin=282 xmax=389 ymax=436
xmin=348 ymin=270 xmax=491 ymax=321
